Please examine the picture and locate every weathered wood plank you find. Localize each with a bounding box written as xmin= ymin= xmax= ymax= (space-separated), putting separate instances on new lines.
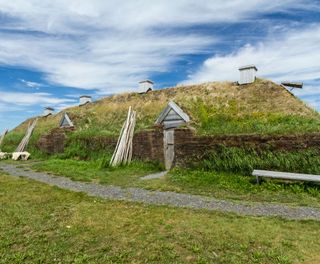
xmin=281 ymin=81 xmax=303 ymax=89
xmin=0 ymin=129 xmax=8 ymax=149
xmin=164 ymin=129 xmax=175 ymax=170
xmin=253 ymin=169 xmax=320 ymax=183
xmin=163 ymin=120 xmax=185 ymax=129
xmin=15 ymin=119 xmax=37 ymax=153
xmin=110 ymin=107 xmax=136 ymax=167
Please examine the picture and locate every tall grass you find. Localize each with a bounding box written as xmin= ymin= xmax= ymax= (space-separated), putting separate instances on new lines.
xmin=195 ymin=145 xmax=320 ymax=175
xmin=195 ymin=99 xmax=320 ymax=135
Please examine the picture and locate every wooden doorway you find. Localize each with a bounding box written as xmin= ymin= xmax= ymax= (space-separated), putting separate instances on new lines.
xmin=164 ymin=129 xmax=175 ymax=170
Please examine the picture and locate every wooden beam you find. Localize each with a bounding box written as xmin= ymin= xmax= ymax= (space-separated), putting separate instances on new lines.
xmin=281 ymin=81 xmax=303 ymax=89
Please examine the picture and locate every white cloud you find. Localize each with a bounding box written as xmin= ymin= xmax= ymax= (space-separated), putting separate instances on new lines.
xmin=187 ymin=25 xmax=320 ymax=83
xmin=0 ymin=26 xmax=216 ymax=93
xmin=0 ymin=102 xmax=23 ymax=112
xmin=0 ymin=0 xmax=317 ymax=94
xmin=0 ymin=1 xmax=316 ymax=32
xmin=186 ymin=24 xmax=320 ymax=109
xmin=292 ymin=83 xmax=320 ymax=97
xmin=0 ymin=92 xmax=77 ymax=130
xmin=0 ymin=91 xmax=76 ymax=107
xmin=20 ymin=79 xmax=43 ymax=89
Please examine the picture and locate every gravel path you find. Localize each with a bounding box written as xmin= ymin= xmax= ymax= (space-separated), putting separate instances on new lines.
xmin=1 ymin=163 xmax=320 ymax=221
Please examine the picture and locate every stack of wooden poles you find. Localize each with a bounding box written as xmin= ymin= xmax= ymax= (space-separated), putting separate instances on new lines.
xmin=15 ymin=119 xmax=38 ymax=152
xmin=0 ymin=129 xmax=8 ymax=151
xmin=110 ymin=107 xmax=136 ymax=167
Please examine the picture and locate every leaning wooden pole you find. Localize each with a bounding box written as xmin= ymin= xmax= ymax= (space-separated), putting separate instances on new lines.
xmin=124 ymin=110 xmax=136 ymax=164
xmin=15 ymin=118 xmax=38 ymax=153
xmin=110 ymin=107 xmax=131 ymax=165
xmin=110 ymin=107 xmax=136 ymax=167
xmin=0 ymin=129 xmax=8 ymax=150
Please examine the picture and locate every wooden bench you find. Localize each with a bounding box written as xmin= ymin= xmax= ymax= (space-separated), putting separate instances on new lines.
xmin=252 ymin=170 xmax=320 ymax=184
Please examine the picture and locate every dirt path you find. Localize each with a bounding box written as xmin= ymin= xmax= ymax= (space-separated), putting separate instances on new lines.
xmin=1 ymin=163 xmax=320 ymax=221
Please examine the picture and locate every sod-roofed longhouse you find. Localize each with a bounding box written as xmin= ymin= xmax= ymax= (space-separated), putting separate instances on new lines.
xmin=12 ymin=79 xmax=320 ymax=138
xmin=5 ymin=78 xmax=320 ymax=166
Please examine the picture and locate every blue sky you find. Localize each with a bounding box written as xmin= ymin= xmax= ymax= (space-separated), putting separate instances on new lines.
xmin=0 ymin=0 xmax=320 ymax=132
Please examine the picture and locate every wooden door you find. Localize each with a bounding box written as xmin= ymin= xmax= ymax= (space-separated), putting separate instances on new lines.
xmin=164 ymin=129 xmax=175 ymax=170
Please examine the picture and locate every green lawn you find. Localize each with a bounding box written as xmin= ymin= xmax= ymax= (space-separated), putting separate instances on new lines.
xmin=29 ymin=158 xmax=320 ymax=208
xmin=31 ymin=158 xmax=162 ymax=185
xmin=1 ymin=173 xmax=320 ymax=263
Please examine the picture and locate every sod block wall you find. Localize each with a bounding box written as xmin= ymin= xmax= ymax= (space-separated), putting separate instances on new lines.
xmin=173 ymin=129 xmax=320 ymax=165
xmin=37 ymin=128 xmax=73 ymax=154
xmin=37 ymin=127 xmax=320 ymax=165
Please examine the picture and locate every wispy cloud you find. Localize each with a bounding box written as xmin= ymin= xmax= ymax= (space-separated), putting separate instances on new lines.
xmin=20 ymin=79 xmax=43 ymax=89
xmin=186 ymin=24 xmax=320 ymax=109
xmin=0 ymin=29 xmax=216 ymax=93
xmin=0 ymin=91 xmax=76 ymax=107
xmin=0 ymin=102 xmax=23 ymax=112
xmin=0 ymin=0 xmax=317 ymax=94
xmin=186 ymin=25 xmax=320 ymax=83
xmin=0 ymin=1 xmax=317 ymax=32
xmin=0 ymin=92 xmax=76 ymax=130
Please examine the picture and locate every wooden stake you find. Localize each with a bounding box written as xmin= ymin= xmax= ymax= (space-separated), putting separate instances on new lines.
xmin=110 ymin=107 xmax=136 ymax=167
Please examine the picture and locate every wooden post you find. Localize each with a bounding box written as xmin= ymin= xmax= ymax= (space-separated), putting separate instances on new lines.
xmin=256 ymin=175 xmax=260 ymax=184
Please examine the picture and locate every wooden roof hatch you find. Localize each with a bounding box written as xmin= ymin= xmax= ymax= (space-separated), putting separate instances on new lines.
xmin=79 ymin=95 xmax=92 ymax=106
xmin=238 ymin=64 xmax=258 ymax=85
xmin=60 ymin=112 xmax=74 ymax=128
xmin=137 ymin=80 xmax=154 ymax=94
xmin=155 ymin=101 xmax=190 ymax=129
xmin=43 ymin=107 xmax=54 ymax=117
